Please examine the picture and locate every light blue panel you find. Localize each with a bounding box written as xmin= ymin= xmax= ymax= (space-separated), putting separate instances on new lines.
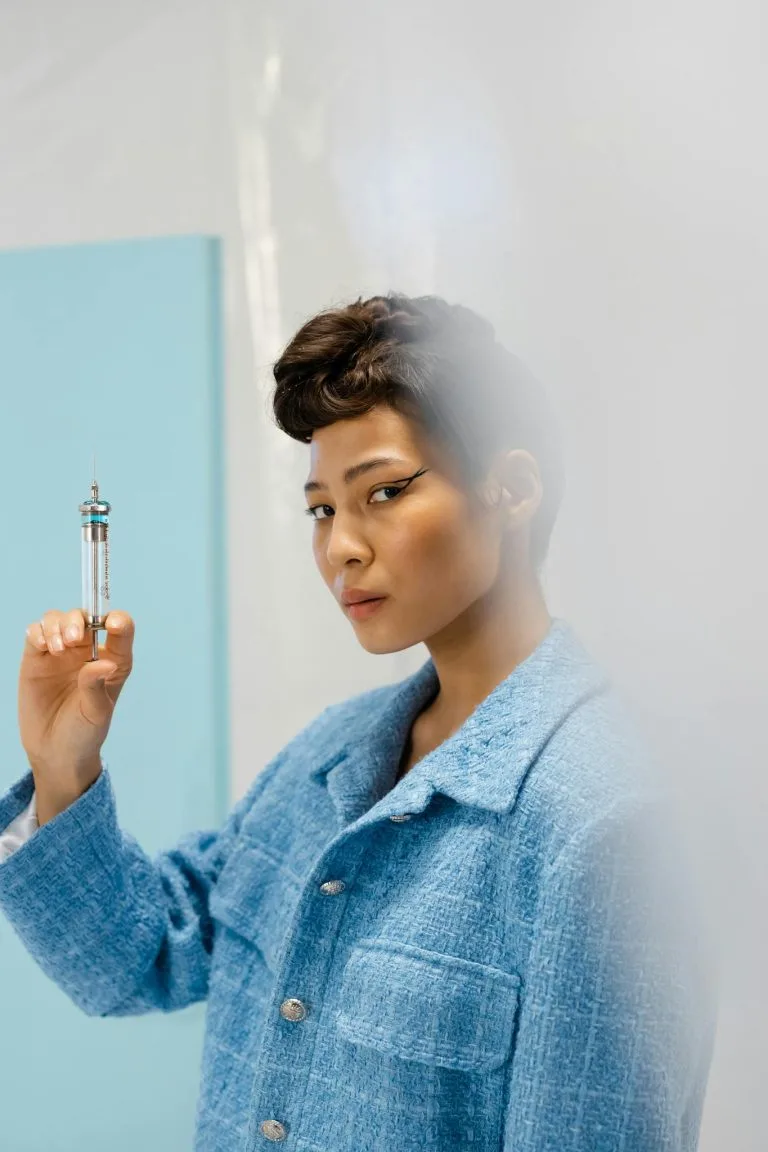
xmin=0 ymin=236 xmax=229 ymax=1149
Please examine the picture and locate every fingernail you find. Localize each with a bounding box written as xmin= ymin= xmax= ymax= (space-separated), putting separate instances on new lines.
xmin=64 ymin=625 xmax=79 ymax=641
xmin=51 ymin=634 xmax=64 ymax=651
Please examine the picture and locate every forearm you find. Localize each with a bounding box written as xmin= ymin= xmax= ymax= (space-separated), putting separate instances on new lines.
xmin=28 ymin=756 xmax=104 ymax=827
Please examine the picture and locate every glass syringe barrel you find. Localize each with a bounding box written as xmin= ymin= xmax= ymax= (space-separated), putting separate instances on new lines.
xmin=79 ymin=480 xmax=111 ymax=662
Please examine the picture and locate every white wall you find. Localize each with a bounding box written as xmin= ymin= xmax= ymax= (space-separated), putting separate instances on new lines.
xmin=1 ymin=1 xmax=766 ymax=1146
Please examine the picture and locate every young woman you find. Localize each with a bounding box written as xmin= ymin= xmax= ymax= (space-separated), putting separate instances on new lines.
xmin=1 ymin=294 xmax=714 ymax=1150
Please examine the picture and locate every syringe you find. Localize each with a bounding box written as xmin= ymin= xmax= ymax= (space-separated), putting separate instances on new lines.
xmin=78 ymin=455 xmax=111 ymax=663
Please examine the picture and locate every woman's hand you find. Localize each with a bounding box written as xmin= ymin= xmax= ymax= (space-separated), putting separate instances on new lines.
xmin=18 ymin=608 xmax=134 ymax=824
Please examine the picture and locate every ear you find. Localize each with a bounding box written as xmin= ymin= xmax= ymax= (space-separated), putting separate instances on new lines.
xmin=491 ymin=449 xmax=543 ymax=529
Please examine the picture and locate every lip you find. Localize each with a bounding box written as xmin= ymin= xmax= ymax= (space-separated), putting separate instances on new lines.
xmin=340 ymin=588 xmax=386 ymax=606
xmin=345 ymin=596 xmax=387 ymax=621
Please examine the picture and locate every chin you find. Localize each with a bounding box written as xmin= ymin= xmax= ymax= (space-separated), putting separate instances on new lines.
xmin=351 ymin=623 xmax=426 ymax=656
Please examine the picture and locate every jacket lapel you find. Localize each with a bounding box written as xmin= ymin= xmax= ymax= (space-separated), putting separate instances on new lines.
xmin=309 ymin=619 xmax=610 ymax=828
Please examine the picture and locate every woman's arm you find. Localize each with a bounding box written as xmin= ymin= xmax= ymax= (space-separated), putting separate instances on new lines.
xmin=0 ymin=750 xmax=285 ymax=1018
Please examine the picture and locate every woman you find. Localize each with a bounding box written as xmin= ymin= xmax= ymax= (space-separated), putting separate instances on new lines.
xmin=0 ymin=294 xmax=714 ymax=1150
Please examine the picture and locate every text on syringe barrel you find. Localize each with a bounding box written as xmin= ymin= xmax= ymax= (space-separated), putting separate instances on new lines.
xmin=81 ymin=519 xmax=110 ymax=622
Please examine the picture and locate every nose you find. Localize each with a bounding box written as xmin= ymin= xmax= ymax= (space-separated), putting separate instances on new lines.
xmin=323 ymin=511 xmax=373 ymax=570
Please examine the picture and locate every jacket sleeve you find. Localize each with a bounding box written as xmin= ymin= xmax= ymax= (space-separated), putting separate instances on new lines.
xmin=503 ymin=798 xmax=718 ymax=1152
xmin=0 ymin=751 xmax=286 ymax=1018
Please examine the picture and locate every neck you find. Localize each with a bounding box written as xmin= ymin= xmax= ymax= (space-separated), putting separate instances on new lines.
xmin=422 ymin=566 xmax=551 ymax=739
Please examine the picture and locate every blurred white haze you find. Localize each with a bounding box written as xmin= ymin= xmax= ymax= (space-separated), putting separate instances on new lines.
xmin=1 ymin=1 xmax=766 ymax=1146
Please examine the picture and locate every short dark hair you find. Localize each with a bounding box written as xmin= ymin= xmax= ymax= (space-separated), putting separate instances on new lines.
xmin=271 ymin=293 xmax=564 ymax=568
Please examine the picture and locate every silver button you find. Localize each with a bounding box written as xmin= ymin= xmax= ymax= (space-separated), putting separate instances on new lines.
xmin=389 ymin=813 xmax=413 ymax=822
xmin=260 ymin=1119 xmax=288 ymax=1142
xmin=279 ymin=997 xmax=307 ymax=1022
xmin=319 ymin=879 xmax=346 ymax=895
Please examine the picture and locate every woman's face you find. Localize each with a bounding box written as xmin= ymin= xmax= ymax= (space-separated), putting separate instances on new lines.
xmin=304 ymin=404 xmax=509 ymax=655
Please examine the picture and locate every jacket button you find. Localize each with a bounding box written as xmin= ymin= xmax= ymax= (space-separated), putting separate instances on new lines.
xmin=389 ymin=813 xmax=413 ymax=822
xmin=279 ymin=998 xmax=307 ymax=1022
xmin=260 ymin=1119 xmax=288 ymax=1141
xmin=319 ymin=879 xmax=346 ymax=895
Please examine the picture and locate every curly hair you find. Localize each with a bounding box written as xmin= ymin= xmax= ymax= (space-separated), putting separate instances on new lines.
xmin=271 ymin=293 xmax=564 ymax=568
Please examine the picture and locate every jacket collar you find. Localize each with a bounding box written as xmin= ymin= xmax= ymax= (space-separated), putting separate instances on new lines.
xmin=308 ymin=618 xmax=610 ymax=827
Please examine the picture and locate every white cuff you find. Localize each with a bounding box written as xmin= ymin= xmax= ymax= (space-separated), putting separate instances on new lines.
xmin=0 ymin=792 xmax=39 ymax=863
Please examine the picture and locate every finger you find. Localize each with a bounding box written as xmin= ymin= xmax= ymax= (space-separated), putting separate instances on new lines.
xmin=24 ymin=619 xmax=49 ymax=656
xmin=102 ymin=612 xmax=135 ymax=661
xmin=61 ymin=608 xmax=88 ymax=647
xmin=38 ymin=610 xmax=65 ymax=654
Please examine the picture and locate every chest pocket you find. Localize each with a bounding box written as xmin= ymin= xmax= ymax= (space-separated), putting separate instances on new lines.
xmin=335 ymin=938 xmax=522 ymax=1073
xmin=208 ymin=838 xmax=302 ymax=974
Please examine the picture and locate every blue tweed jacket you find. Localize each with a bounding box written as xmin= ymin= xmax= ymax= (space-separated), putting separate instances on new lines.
xmin=0 ymin=619 xmax=715 ymax=1151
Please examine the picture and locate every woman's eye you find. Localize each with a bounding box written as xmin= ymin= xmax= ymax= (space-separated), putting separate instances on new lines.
xmin=305 ymin=481 xmax=410 ymax=519
xmin=305 ymin=504 xmax=333 ymax=520
xmin=370 ymin=485 xmax=405 ymax=504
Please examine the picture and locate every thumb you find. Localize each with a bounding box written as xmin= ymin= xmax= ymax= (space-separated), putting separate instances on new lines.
xmin=79 ymin=659 xmax=118 ymax=704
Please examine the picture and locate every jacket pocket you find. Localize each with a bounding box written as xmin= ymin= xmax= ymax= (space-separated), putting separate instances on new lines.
xmin=335 ymin=938 xmax=522 ymax=1073
xmin=208 ymin=838 xmax=302 ymax=973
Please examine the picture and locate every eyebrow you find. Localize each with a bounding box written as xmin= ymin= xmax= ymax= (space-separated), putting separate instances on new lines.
xmin=304 ymin=456 xmax=411 ymax=494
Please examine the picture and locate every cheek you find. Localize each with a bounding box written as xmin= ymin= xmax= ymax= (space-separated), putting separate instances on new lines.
xmin=383 ymin=507 xmax=447 ymax=569
xmin=390 ymin=505 xmax=497 ymax=594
